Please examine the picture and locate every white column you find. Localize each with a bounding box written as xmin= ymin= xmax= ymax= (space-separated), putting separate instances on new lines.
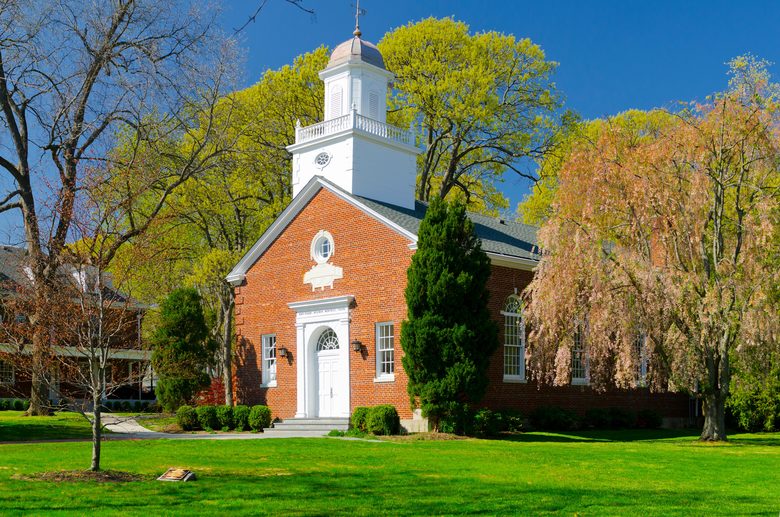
xmin=294 ymin=322 xmax=306 ymax=418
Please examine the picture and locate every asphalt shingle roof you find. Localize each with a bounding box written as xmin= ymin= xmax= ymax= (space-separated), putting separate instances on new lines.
xmin=355 ymin=196 xmax=540 ymax=262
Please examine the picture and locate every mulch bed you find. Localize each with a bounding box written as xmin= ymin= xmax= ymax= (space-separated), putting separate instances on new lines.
xmin=15 ymin=470 xmax=144 ymax=483
xmin=382 ymin=432 xmax=467 ymax=442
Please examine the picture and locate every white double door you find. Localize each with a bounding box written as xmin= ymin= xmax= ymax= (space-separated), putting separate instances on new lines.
xmin=317 ymin=350 xmax=341 ymax=418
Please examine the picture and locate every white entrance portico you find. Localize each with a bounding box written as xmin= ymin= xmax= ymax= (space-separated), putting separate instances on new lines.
xmin=288 ymin=295 xmax=353 ymax=418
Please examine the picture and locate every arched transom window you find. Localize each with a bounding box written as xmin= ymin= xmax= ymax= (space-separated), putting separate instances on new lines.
xmin=502 ymin=295 xmax=525 ymax=381
xmin=316 ymin=328 xmax=339 ymax=351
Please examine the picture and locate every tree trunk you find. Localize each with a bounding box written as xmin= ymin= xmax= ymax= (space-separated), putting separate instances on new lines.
xmin=91 ymin=396 xmax=101 ymax=472
xmin=700 ymin=391 xmax=727 ymax=441
xmin=27 ymin=326 xmax=51 ymax=416
xmin=222 ymin=287 xmax=234 ymax=406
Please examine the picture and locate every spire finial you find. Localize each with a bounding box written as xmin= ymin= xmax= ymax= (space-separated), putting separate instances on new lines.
xmin=352 ymin=1 xmax=366 ymax=38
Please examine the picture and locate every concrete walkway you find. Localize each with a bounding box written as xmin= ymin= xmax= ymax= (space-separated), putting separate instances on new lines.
xmin=99 ymin=414 xmax=331 ymax=440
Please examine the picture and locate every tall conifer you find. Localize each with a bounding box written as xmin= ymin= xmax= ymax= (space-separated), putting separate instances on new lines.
xmin=401 ymin=198 xmax=497 ymax=430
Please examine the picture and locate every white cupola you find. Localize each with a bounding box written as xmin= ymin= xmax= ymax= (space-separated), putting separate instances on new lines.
xmin=287 ymin=28 xmax=420 ymax=209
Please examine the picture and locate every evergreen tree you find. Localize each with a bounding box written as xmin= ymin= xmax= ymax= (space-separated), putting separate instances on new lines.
xmin=151 ymin=288 xmax=216 ymax=411
xmin=401 ymin=198 xmax=498 ymax=430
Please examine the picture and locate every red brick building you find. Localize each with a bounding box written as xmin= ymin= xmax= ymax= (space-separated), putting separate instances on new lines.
xmin=227 ymin=32 xmax=690 ymax=430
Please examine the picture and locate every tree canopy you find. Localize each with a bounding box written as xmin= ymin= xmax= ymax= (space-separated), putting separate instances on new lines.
xmin=379 ymin=17 xmax=567 ymax=215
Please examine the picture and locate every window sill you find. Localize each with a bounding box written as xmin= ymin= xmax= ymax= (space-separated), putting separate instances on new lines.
xmin=503 ymin=376 xmax=526 ymax=384
xmin=373 ymin=375 xmax=395 ymax=383
xmin=261 ymin=381 xmax=277 ymax=388
xmin=571 ymin=378 xmax=589 ymax=386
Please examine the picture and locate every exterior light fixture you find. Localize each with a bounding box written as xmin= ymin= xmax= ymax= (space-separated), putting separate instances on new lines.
xmin=279 ymin=347 xmax=289 ymax=358
xmin=351 ymin=339 xmax=362 ymax=352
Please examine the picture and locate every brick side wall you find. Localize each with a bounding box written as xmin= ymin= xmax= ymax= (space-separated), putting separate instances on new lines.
xmin=235 ymin=190 xmax=690 ymax=421
xmin=481 ymin=265 xmax=690 ymax=418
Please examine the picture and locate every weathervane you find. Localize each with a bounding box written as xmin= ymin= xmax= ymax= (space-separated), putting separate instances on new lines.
xmin=352 ymin=0 xmax=366 ymax=37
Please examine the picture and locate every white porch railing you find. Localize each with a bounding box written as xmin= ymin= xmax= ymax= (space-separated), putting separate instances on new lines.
xmin=295 ymin=110 xmax=415 ymax=147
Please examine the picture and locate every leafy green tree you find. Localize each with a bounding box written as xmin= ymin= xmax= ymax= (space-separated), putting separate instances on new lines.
xmin=400 ymin=198 xmax=498 ymax=430
xmin=379 ymin=17 xmax=566 ymax=215
xmin=151 ymin=288 xmax=216 ymax=411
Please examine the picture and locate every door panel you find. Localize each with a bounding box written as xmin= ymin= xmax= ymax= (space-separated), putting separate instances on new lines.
xmin=317 ymin=354 xmax=340 ymax=417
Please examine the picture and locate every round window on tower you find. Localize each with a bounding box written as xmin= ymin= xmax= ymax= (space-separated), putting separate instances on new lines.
xmin=314 ymin=152 xmax=331 ymax=169
xmin=311 ymin=230 xmax=335 ymax=264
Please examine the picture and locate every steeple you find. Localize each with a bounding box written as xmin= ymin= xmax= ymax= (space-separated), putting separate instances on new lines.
xmin=286 ymin=26 xmax=420 ymax=209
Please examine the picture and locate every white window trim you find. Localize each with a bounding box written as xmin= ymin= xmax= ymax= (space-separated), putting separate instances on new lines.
xmin=374 ymin=321 xmax=395 ymax=382
xmin=635 ymin=332 xmax=649 ymax=387
xmin=502 ymin=296 xmax=526 ymax=383
xmin=0 ymin=360 xmax=14 ymax=385
xmin=261 ymin=334 xmax=277 ymax=388
xmin=571 ymin=320 xmax=590 ymax=385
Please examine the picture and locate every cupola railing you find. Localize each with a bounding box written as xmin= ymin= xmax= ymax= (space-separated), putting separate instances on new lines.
xmin=295 ymin=109 xmax=415 ymax=147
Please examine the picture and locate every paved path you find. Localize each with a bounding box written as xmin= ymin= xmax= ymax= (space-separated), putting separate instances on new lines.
xmin=100 ymin=414 xmax=332 ymax=440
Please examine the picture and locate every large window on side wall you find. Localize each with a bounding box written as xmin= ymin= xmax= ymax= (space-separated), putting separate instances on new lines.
xmin=375 ymin=322 xmax=394 ymax=381
xmin=634 ymin=331 xmax=649 ymax=386
xmin=502 ymin=295 xmax=525 ymax=382
xmin=261 ymin=334 xmax=277 ymax=387
xmin=571 ymin=320 xmax=589 ymax=385
xmin=0 ymin=360 xmax=13 ymax=385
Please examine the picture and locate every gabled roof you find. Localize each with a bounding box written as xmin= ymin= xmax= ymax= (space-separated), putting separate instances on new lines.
xmin=226 ymin=176 xmax=540 ymax=286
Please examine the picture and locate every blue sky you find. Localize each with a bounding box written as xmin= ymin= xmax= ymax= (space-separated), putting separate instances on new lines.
xmin=219 ymin=0 xmax=780 ymax=207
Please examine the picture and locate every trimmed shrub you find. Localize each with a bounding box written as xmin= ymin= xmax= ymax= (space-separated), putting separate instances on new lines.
xmin=140 ymin=401 xmax=150 ymax=412
xmin=608 ymin=407 xmax=636 ymax=429
xmin=12 ymin=399 xmax=24 ymax=411
xmin=351 ymin=406 xmax=371 ymax=432
xmin=584 ymin=408 xmax=612 ymax=429
xmin=22 ymin=399 xmax=30 ymax=411
xmin=120 ymin=400 xmax=131 ymax=412
xmin=133 ymin=401 xmax=143 ymax=413
xmin=176 ymin=405 xmax=198 ymax=431
xmin=233 ymin=405 xmax=250 ymax=431
xmin=249 ymin=405 xmax=272 ymax=431
xmin=0 ymin=399 xmax=9 ymax=410
xmin=498 ymin=409 xmax=524 ymax=432
xmin=365 ymin=405 xmax=400 ymax=436
xmin=636 ymin=409 xmax=663 ymax=429
xmin=216 ymin=405 xmax=234 ymax=430
xmin=196 ymin=405 xmax=219 ymax=431
xmin=472 ymin=408 xmax=503 ymax=437
xmin=529 ymin=406 xmax=578 ymax=431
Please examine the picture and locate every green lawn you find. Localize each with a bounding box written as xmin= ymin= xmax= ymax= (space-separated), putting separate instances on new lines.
xmin=0 ymin=429 xmax=778 ymax=515
xmin=0 ymin=411 xmax=97 ymax=441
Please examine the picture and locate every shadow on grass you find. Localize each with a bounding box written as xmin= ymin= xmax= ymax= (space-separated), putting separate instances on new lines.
xmin=502 ymin=428 xmax=701 ymax=443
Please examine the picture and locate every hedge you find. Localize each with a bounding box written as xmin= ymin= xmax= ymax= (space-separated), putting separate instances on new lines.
xmin=365 ymin=405 xmax=401 ymax=436
xmin=176 ymin=405 xmax=198 ymax=430
xmin=196 ymin=405 xmax=219 ymax=431
xmin=216 ymin=405 xmax=234 ymax=430
xmin=249 ymin=405 xmax=272 ymax=431
xmin=350 ymin=406 xmax=371 ymax=432
xmin=233 ymin=405 xmax=250 ymax=431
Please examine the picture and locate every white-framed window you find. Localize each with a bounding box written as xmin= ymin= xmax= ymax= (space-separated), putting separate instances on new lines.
xmin=375 ymin=322 xmax=394 ymax=381
xmin=0 ymin=360 xmax=14 ymax=385
xmin=502 ymin=295 xmax=525 ymax=382
xmin=310 ymin=230 xmax=335 ymax=265
xmin=571 ymin=321 xmax=589 ymax=385
xmin=634 ymin=332 xmax=649 ymax=386
xmin=262 ymin=334 xmax=277 ymax=387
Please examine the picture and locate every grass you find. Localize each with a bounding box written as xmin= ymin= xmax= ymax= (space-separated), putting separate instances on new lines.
xmin=0 ymin=411 xmax=98 ymax=442
xmin=0 ymin=428 xmax=778 ymax=515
